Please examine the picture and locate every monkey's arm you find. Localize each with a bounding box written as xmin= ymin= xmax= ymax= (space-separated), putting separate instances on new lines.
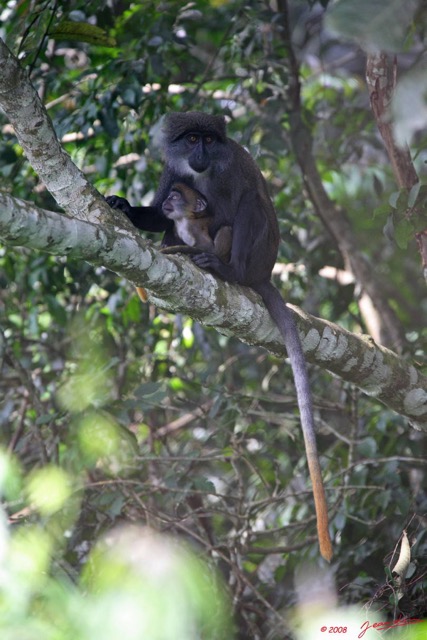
xmin=105 ymin=196 xmax=172 ymax=233
xmin=106 ymin=169 xmax=182 ymax=241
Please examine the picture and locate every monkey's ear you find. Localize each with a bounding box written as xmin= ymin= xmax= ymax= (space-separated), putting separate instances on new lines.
xmin=194 ymin=196 xmax=207 ymax=213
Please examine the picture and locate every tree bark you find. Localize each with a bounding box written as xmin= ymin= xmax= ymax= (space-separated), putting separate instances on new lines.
xmin=1 ymin=192 xmax=426 ymax=429
xmin=0 ymin=36 xmax=426 ymax=428
xmin=0 ymin=38 xmax=112 ymax=225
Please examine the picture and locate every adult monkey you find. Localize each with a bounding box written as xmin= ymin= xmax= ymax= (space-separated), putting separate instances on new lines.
xmin=107 ymin=112 xmax=333 ymax=561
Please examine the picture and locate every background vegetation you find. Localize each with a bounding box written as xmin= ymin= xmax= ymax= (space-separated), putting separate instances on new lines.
xmin=0 ymin=0 xmax=426 ymax=638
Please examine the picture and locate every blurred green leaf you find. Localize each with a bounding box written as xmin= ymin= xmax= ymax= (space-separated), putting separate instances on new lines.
xmin=394 ymin=218 xmax=414 ymax=249
xmin=49 ymin=21 xmax=116 ymax=47
xmin=0 ymin=0 xmax=426 ymax=633
xmin=81 ymin=527 xmax=232 ymax=640
xmin=393 ymin=68 xmax=427 ymax=145
xmin=326 ymin=0 xmax=417 ymax=52
xmin=27 ymin=466 xmax=73 ymax=515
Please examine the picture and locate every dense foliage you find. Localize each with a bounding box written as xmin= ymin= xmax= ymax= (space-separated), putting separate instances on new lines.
xmin=0 ymin=1 xmax=426 ymax=638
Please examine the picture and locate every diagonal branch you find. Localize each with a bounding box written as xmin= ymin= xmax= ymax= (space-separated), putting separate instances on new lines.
xmin=0 ymin=38 xmax=113 ymax=225
xmin=1 ymin=192 xmax=426 ymax=429
xmin=0 ymin=35 xmax=426 ymax=428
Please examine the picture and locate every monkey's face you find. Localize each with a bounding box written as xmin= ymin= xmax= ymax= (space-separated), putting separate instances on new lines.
xmin=162 ymin=190 xmax=186 ymax=220
xmin=168 ymin=132 xmax=221 ymax=175
xmin=185 ymin=133 xmax=217 ymax=173
xmin=163 ymin=112 xmax=227 ymax=177
xmin=162 ymin=185 xmax=208 ymax=220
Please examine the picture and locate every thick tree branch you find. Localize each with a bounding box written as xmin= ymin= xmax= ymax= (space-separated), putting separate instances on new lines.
xmin=1 ymin=193 xmax=426 ymax=429
xmin=0 ymin=38 xmax=112 ymax=225
xmin=0 ymin=35 xmax=426 ymax=428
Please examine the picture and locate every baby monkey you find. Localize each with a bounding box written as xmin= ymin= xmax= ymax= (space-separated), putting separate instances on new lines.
xmin=161 ymin=182 xmax=232 ymax=260
xmin=136 ymin=183 xmax=232 ymax=301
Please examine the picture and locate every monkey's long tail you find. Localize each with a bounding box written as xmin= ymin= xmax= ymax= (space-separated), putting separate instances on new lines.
xmin=253 ymin=281 xmax=333 ymax=562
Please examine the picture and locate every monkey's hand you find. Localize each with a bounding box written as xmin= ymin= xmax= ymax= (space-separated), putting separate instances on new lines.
xmin=192 ymin=253 xmax=236 ymax=282
xmin=106 ymin=195 xmax=133 ymax=216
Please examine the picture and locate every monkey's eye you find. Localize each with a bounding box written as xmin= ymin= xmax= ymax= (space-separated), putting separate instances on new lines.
xmin=187 ymin=134 xmax=199 ymax=144
xmin=204 ymin=135 xmax=215 ymax=144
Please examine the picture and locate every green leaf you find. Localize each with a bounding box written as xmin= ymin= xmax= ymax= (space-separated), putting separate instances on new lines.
xmin=356 ymin=437 xmax=377 ymax=457
xmin=27 ymin=466 xmax=72 ymax=515
xmin=49 ymin=21 xmax=116 ymax=48
xmin=394 ymin=218 xmax=414 ymax=249
xmin=372 ymin=173 xmax=383 ymax=198
xmin=326 ymin=0 xmax=417 ymax=52
xmin=192 ymin=477 xmax=216 ymax=494
xmin=373 ymin=202 xmax=390 ymax=220
xmin=407 ymin=181 xmax=421 ymax=208
xmin=134 ymin=382 xmax=167 ymax=400
xmin=383 ymin=215 xmax=395 ymax=242
xmin=389 ymin=191 xmax=400 ymax=209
